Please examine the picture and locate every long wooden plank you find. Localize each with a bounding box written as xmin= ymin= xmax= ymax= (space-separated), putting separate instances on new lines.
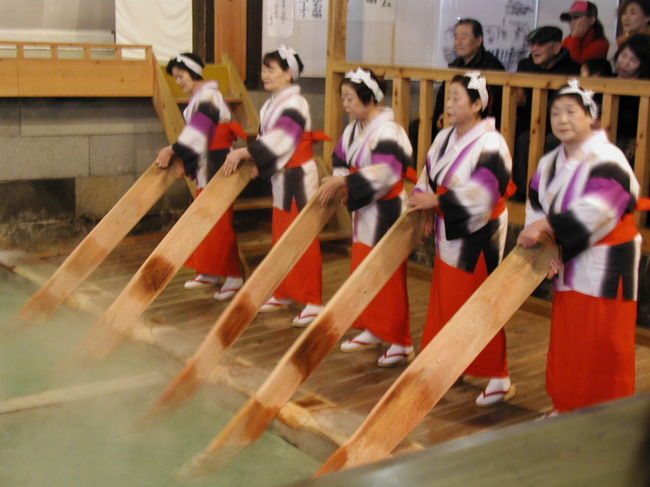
xmin=178 ymin=209 xmax=426 ymax=476
xmin=315 ymin=239 xmax=557 ymax=476
xmin=136 ymin=186 xmax=341 ymax=425
xmin=72 ymin=162 xmax=256 ymax=361
xmin=16 ymin=163 xmax=179 ymax=324
xmin=0 ymin=373 xmax=165 ymax=415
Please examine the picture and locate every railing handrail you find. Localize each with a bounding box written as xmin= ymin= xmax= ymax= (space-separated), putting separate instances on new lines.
xmin=0 ymin=40 xmax=152 ymax=61
xmin=329 ymin=60 xmax=650 ymax=97
xmin=325 ymin=59 xmax=650 ymax=252
xmin=0 ymin=40 xmax=151 ymax=50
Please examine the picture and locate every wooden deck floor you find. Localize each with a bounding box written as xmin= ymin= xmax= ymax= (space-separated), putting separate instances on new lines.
xmin=20 ymin=233 xmax=650 ymax=458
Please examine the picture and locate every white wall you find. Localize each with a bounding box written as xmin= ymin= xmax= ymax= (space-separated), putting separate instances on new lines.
xmin=261 ymin=0 xmax=622 ymax=76
xmin=0 ymin=0 xmax=115 ymax=43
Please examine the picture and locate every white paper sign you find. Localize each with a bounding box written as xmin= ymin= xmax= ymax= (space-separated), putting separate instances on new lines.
xmin=295 ymin=0 xmax=327 ymax=21
xmin=268 ymin=0 xmax=295 ymax=38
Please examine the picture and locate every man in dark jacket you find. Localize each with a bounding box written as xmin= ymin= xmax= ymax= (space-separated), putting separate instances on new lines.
xmin=409 ymin=18 xmax=505 ymax=157
xmin=513 ymin=26 xmax=581 ymax=200
xmin=517 ymin=26 xmax=581 ymax=77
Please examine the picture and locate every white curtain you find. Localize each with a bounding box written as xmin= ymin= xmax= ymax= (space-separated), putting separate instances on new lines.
xmin=116 ymin=0 xmax=192 ymax=61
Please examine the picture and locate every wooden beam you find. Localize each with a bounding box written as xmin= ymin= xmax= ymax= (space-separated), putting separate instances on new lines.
xmin=442 ymin=82 xmax=450 ymax=128
xmin=634 ymin=96 xmax=650 ymax=200
xmin=327 ymin=0 xmax=348 ymax=63
xmin=391 ymin=76 xmax=410 ymax=132
xmin=500 ymin=85 xmax=517 ymax=156
xmin=215 ymin=0 xmax=247 ymax=78
xmin=417 ymin=80 xmax=434 ymax=174
xmin=600 ymin=93 xmax=619 ymax=143
xmin=0 ymin=373 xmax=165 ymax=414
xmin=151 ymin=55 xmax=186 ymax=144
xmin=527 ymin=88 xmax=548 ymax=186
xmin=323 ymin=0 xmax=349 ymax=167
xmin=223 ymin=52 xmax=260 ymax=134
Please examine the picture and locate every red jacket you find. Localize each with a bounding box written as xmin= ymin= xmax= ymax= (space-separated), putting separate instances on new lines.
xmin=562 ymin=27 xmax=609 ymax=64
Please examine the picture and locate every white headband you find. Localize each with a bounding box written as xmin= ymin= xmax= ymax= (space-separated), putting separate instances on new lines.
xmin=344 ymin=67 xmax=384 ymax=103
xmin=558 ymin=78 xmax=599 ymax=119
xmin=278 ymin=44 xmax=300 ymax=81
xmin=176 ymin=54 xmax=203 ymax=77
xmin=465 ymin=71 xmax=489 ymax=110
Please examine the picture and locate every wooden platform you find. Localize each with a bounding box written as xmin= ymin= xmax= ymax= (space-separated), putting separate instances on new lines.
xmin=5 ymin=232 xmax=650 ymax=461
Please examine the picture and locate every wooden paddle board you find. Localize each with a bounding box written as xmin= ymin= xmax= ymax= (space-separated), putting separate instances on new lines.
xmin=137 ymin=186 xmax=341 ymax=426
xmin=315 ymin=238 xmax=557 ymax=476
xmin=73 ymin=162 xmax=256 ymax=361
xmin=179 ymin=209 xmax=426 ymax=476
xmin=16 ymin=163 xmax=179 ymax=324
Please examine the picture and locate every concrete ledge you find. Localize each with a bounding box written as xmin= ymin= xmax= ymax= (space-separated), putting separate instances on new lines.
xmin=0 ymin=135 xmax=89 ymax=180
xmin=20 ymin=98 xmax=162 ymax=137
xmin=0 ymin=99 xmax=20 ymax=137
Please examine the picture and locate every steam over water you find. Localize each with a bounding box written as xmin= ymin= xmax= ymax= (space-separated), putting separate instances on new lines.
xmin=0 ymin=270 xmax=318 ymax=486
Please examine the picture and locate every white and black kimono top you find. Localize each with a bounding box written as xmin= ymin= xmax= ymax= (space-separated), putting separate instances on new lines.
xmin=332 ymin=108 xmax=413 ymax=247
xmin=414 ymin=118 xmax=513 ymax=274
xmin=526 ymin=130 xmax=641 ymax=300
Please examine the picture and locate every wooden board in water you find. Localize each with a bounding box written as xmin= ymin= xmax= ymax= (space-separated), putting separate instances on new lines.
xmin=18 ymin=235 xmax=650 ymax=461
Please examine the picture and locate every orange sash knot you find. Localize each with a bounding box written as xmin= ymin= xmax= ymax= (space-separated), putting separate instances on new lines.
xmin=286 ymin=131 xmax=332 ymax=168
xmin=209 ymin=121 xmax=248 ymax=150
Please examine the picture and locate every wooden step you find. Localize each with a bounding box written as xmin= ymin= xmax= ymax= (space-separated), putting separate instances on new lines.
xmin=239 ymin=230 xmax=350 ymax=254
xmin=173 ymin=95 xmax=242 ymax=105
xmin=234 ymin=196 xmax=272 ymax=211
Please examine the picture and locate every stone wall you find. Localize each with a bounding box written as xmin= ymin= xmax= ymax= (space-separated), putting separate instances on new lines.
xmin=0 ymin=97 xmax=191 ymax=217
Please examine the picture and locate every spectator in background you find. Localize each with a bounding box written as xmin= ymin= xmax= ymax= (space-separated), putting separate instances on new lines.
xmin=580 ymin=58 xmax=613 ymax=122
xmin=617 ymin=0 xmax=650 ymax=47
xmin=613 ymin=34 xmax=650 ymax=165
xmin=560 ymin=1 xmax=609 ymax=64
xmin=580 ymin=58 xmax=614 ymax=77
xmin=517 ymin=26 xmax=581 ymax=76
xmin=512 ymin=26 xmax=580 ymax=200
xmin=408 ymin=18 xmax=504 ymax=158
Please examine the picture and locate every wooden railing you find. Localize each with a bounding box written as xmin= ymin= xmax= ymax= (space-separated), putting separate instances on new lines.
xmin=0 ymin=41 xmax=154 ymax=97
xmin=0 ymin=40 xmax=263 ymax=205
xmin=324 ymin=60 xmax=650 ymax=253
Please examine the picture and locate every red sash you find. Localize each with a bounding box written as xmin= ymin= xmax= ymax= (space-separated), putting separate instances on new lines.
xmin=595 ymin=197 xmax=650 ymax=246
xmin=285 ymin=131 xmax=332 ymax=168
xmin=209 ymin=121 xmax=247 ymax=150
xmin=436 ymin=179 xmax=516 ymax=220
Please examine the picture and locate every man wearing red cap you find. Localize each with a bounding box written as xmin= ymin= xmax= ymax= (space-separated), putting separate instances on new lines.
xmin=560 ymin=1 xmax=610 ymax=63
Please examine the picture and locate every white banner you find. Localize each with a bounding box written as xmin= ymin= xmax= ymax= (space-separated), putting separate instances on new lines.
xmin=115 ymin=0 xmax=192 ymax=61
